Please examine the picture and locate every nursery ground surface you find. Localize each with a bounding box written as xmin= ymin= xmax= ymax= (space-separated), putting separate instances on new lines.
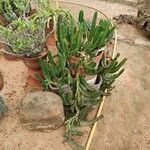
xmin=0 ymin=0 xmax=150 ymax=150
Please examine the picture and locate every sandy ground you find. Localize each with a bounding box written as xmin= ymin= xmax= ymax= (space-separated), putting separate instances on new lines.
xmin=0 ymin=0 xmax=150 ymax=150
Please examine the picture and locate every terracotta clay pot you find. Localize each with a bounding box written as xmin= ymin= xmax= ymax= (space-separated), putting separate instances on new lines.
xmin=4 ymin=48 xmax=48 ymax=67
xmin=22 ymin=51 xmax=47 ymax=88
xmin=4 ymin=53 xmax=22 ymax=61
xmin=46 ymin=33 xmax=56 ymax=47
xmin=22 ymin=50 xmax=48 ymax=87
xmin=22 ymin=50 xmax=48 ymax=70
xmin=3 ymin=45 xmax=23 ymax=61
xmin=26 ymin=69 xmax=43 ymax=88
xmin=45 ymin=20 xmax=54 ymax=37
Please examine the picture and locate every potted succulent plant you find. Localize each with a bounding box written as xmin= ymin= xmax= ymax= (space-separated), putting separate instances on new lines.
xmin=0 ymin=0 xmax=32 ymax=26
xmin=38 ymin=10 xmax=127 ymax=148
xmin=0 ymin=0 xmax=71 ymax=87
xmin=50 ymin=10 xmax=114 ymax=80
xmin=0 ymin=17 xmax=47 ymax=66
xmin=0 ymin=0 xmax=71 ymax=61
xmin=0 ymin=16 xmax=49 ymax=86
xmin=0 ymin=0 xmax=32 ymax=48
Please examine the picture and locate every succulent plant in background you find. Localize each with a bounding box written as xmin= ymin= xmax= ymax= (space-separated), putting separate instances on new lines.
xmin=35 ymin=0 xmax=64 ymax=19
xmin=137 ymin=8 xmax=150 ymax=36
xmin=34 ymin=0 xmax=72 ymax=33
xmin=0 ymin=17 xmax=47 ymax=57
xmin=0 ymin=0 xmax=31 ymax=25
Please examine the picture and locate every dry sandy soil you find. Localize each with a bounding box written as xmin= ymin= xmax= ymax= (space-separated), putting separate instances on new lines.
xmin=0 ymin=0 xmax=150 ymax=150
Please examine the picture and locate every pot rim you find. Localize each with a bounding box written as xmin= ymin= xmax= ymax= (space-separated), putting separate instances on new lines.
xmin=4 ymin=45 xmax=47 ymax=60
xmin=22 ymin=49 xmax=48 ymax=61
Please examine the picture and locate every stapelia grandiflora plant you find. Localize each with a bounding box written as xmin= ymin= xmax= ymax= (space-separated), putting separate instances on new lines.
xmin=38 ymin=11 xmax=127 ymax=149
xmin=0 ymin=0 xmax=31 ymax=25
xmin=56 ymin=10 xmax=115 ymax=57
